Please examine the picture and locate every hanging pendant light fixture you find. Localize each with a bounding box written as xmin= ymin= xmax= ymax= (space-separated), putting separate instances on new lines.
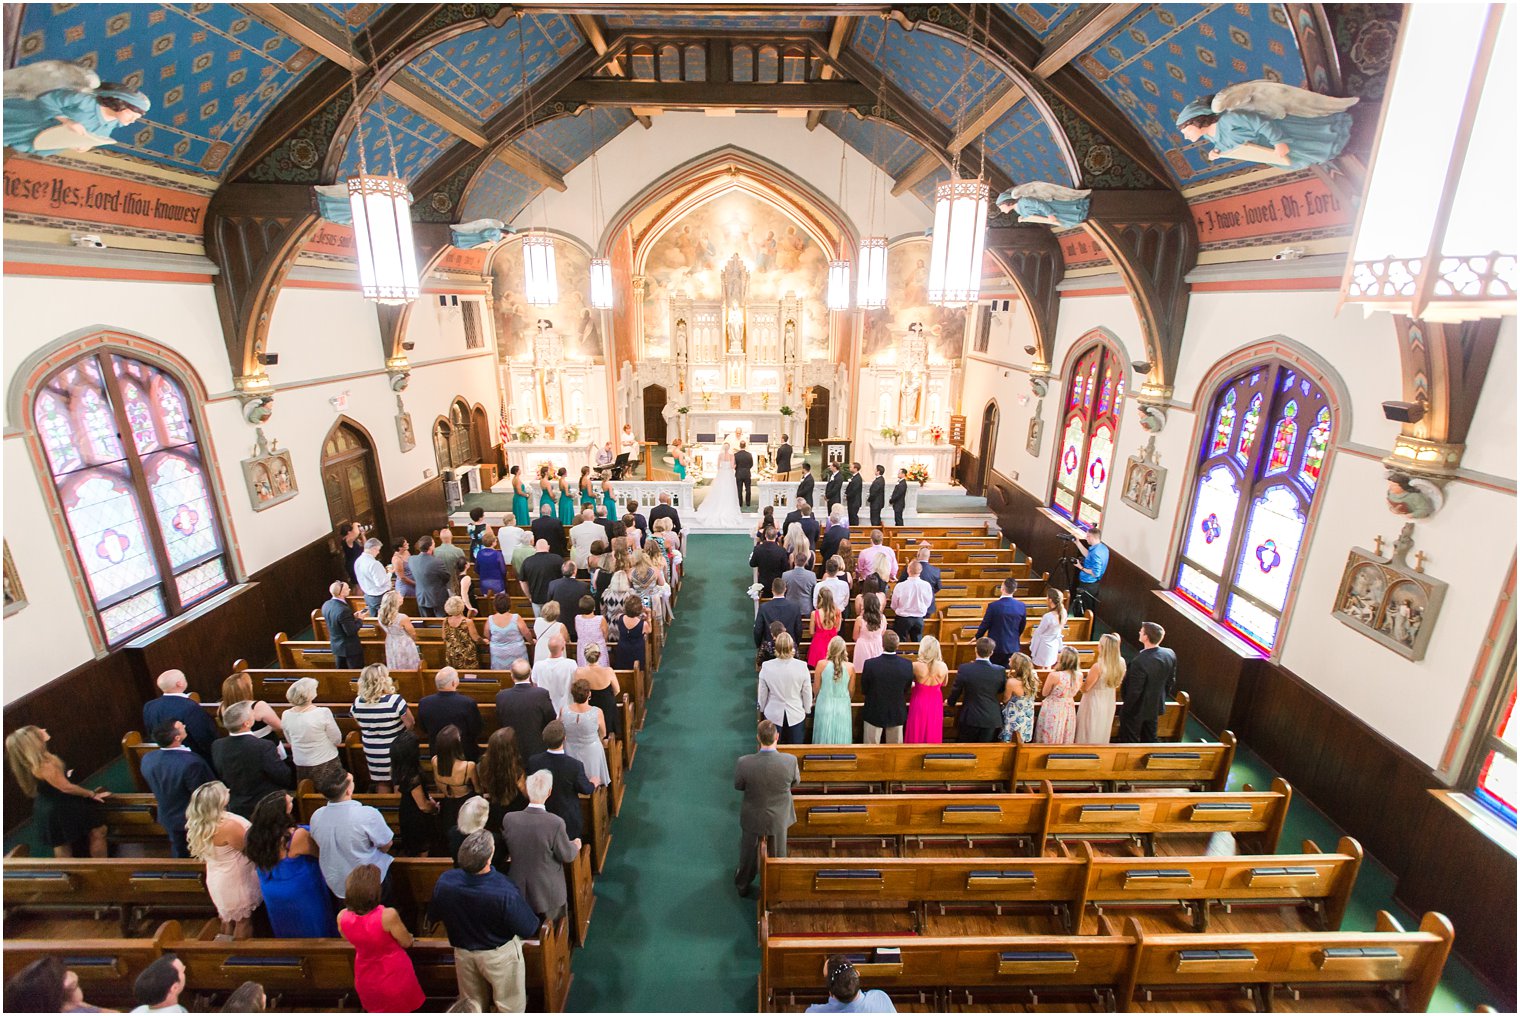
xmin=588 ymin=146 xmax=614 ymax=309
xmin=856 ymin=86 xmax=890 ymax=310
xmin=345 ymin=30 xmax=419 ymax=304
xmin=522 ymin=231 xmax=559 ymax=306
xmin=827 ymin=138 xmax=852 ymax=311
xmin=928 ymin=5 xmax=990 ymax=307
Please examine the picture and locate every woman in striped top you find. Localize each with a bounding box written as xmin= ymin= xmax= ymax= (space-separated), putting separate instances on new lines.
xmin=351 ymin=665 xmax=414 ymax=793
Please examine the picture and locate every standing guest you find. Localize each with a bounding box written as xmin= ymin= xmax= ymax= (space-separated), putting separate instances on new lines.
xmin=889 ymin=469 xmax=909 ymax=527
xmin=648 ymin=490 xmax=682 ymax=534
xmin=212 ymin=702 xmax=292 ymax=819
xmin=999 ymin=654 xmax=1039 ymax=745
xmin=495 ymin=660 xmax=556 ymax=763
xmin=141 ymin=721 xmax=216 ymax=857
xmin=807 ymin=587 xmax=842 ymax=669
xmin=548 ymin=571 xmax=591 ymax=651
xmin=410 ymin=535 xmax=452 ymax=618
xmin=533 ymin=634 xmax=578 ymax=716
xmin=570 ymin=508 xmax=603 ymax=570
xmin=757 ymin=633 xmax=812 ymax=744
xmin=586 ymin=541 xmax=615 ymax=602
xmin=844 ymin=462 xmax=864 ymax=527
xmin=244 ymin=791 xmax=339 ymax=937
xmin=392 ymin=538 xmax=417 ymax=599
xmin=131 ymin=955 xmax=189 ymax=1015
xmin=391 ymin=728 xmax=441 ymax=856
xmin=504 ymin=770 xmax=580 ymax=921
xmin=754 ymin=577 xmax=803 ymax=652
xmin=1035 ymin=647 xmax=1082 ymax=745
xmin=855 ymin=530 xmax=897 ymax=582
xmin=782 ymin=552 xmax=817 ymax=615
xmin=487 ymin=593 xmax=533 ymax=670
xmin=519 ymin=538 xmax=565 ymax=618
xmin=867 ymin=465 xmax=887 ymax=526
xmin=475 ymin=531 xmax=508 ymax=598
xmin=815 ymin=556 xmax=850 ymax=612
xmin=808 ymin=955 xmax=898 ymax=1014
xmin=948 ymin=638 xmax=1010 ymax=743
xmin=835 ymin=539 xmax=857 ymax=581
xmin=310 ymin=770 xmax=394 ymax=902
xmin=419 ymin=668 xmax=483 ymax=760
xmin=1075 ymin=633 xmax=1126 ymax=744
xmin=733 ymin=720 xmax=800 ymax=897
xmin=1118 ymin=622 xmax=1176 ymax=742
xmin=823 ymin=463 xmax=844 ymax=519
xmin=352 ymin=665 xmax=413 ymax=793
xmin=220 ymin=672 xmax=285 ymax=743
xmin=323 ymin=580 xmax=365 ymax=670
xmin=851 ymin=591 xmax=886 ymax=671
xmin=376 ymin=589 xmax=422 ymax=672
xmin=433 ymin=528 xmax=469 ymax=598
xmin=338 ymin=521 xmax=366 ymax=584
xmin=783 ymin=525 xmax=814 ymax=573
xmin=448 ymin=795 xmax=496 ymax=863
xmin=810 ymin=636 xmax=854 ymax=745
xmin=560 ymin=679 xmax=610 ymax=787
xmin=603 ymin=555 xmax=635 ymax=635
xmin=608 ymin=596 xmax=648 ymax=672
xmin=497 ymin=519 xmax=526 ymax=563
xmin=355 ymin=538 xmax=391 ymax=614
xmin=510 ymin=465 xmax=532 ymax=526
xmin=509 ymin=529 xmax=537 ymax=576
xmin=795 ymin=461 xmax=815 ymax=505
xmin=338 ymin=864 xmax=425 ymax=1013
xmin=898 ymin=544 xmax=942 ymax=615
xmin=624 ymin=498 xmax=649 ymax=542
xmin=889 ymin=560 xmax=934 ymax=644
xmin=530 ymin=503 xmax=568 ymax=558
xmin=222 ymin=981 xmax=267 ymax=1013
xmin=820 ymin=507 xmax=850 ymax=562
xmin=468 ymin=506 xmax=492 ymax=559
xmin=532 ymin=603 xmax=570 ymax=667
xmin=975 ymin=577 xmax=1029 ymax=666
xmin=186 ymin=781 xmax=261 ymax=939
xmin=527 ymin=721 xmax=595 ymax=841
xmin=144 ymin=669 xmax=218 ymax=762
xmin=575 ymin=643 xmax=623 ymax=742
xmin=904 ymin=635 xmax=950 ymax=744
xmin=858 ymin=631 xmax=913 ymax=744
xmin=282 ymin=677 xmax=344 ymax=786
xmin=5 ymin=956 xmax=110 ymax=1013
xmin=756 ymin=619 xmax=787 ymax=669
xmin=430 ymin=832 xmax=542 ymax=1014
xmin=774 ymin=435 xmax=793 ymax=475
xmin=432 ymin=724 xmax=480 ymax=831
xmin=630 ymin=554 xmax=671 ymax=627
xmin=783 ymin=498 xmax=821 ymax=547
xmin=479 ymin=727 xmax=529 ymax=836
xmin=443 ymin=595 xmax=485 ymax=670
xmin=1027 ymin=588 xmax=1067 ymax=668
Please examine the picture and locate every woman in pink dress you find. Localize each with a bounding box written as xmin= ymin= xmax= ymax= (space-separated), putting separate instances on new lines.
xmin=852 ymin=593 xmax=885 ymax=670
xmin=904 ymin=635 xmax=950 ymax=743
xmin=1034 ymin=647 xmax=1082 ymax=745
xmin=186 ymin=781 xmax=261 ymax=939
xmin=807 ymin=587 xmax=842 ymax=669
xmin=338 ymin=864 xmax=425 ymax=1013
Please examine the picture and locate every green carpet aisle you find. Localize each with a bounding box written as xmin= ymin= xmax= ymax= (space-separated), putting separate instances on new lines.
xmin=566 ymin=534 xmax=762 ymax=1012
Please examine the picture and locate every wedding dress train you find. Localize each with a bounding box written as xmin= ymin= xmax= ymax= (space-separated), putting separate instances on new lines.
xmin=693 ymin=450 xmax=748 ymax=528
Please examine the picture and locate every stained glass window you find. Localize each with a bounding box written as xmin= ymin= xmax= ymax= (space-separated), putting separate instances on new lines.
xmin=1174 ymin=360 xmax=1332 ymax=652
xmin=1050 ymin=341 xmax=1126 ymax=528
xmin=31 ymin=350 xmax=231 ymax=645
xmin=1473 ymin=675 xmax=1516 ymax=826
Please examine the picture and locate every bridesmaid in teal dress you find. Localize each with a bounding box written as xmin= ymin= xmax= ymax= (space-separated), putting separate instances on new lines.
xmin=538 ymin=467 xmax=556 ymax=517
xmin=671 ymin=440 xmax=688 ymax=480
xmin=600 ymin=479 xmax=619 ymax=520
xmin=509 ymin=466 xmax=531 ymax=527
xmin=578 ymin=467 xmax=597 ymax=509
xmin=556 ymin=469 xmax=576 ymax=525
xmin=810 ymin=636 xmax=854 ymax=744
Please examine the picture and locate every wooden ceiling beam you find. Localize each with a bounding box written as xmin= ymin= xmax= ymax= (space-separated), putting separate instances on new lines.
xmin=807 ymin=14 xmax=855 ymax=130
xmin=572 ymin=13 xmax=652 ymax=128
xmin=243 ymin=4 xmax=363 ymax=70
xmin=1031 ymin=3 xmax=1139 ymax=78
xmin=890 ymin=152 xmax=940 ymax=197
xmin=554 ymin=78 xmax=874 ymax=109
xmin=949 ymin=81 xmax=1024 ymax=153
xmin=495 ymin=147 xmax=568 ymax=192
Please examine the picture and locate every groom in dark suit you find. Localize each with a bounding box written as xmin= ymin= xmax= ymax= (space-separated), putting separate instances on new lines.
xmin=824 ymin=462 xmax=844 ymax=514
xmin=733 ymin=441 xmax=754 ymax=508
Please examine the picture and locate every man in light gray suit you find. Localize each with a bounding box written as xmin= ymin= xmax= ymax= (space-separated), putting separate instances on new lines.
xmin=734 ymin=719 xmax=801 ymax=897
xmin=503 ymin=770 xmax=581 ymax=921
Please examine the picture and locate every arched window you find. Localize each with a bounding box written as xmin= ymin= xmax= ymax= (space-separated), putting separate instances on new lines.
xmin=1175 ymin=361 xmax=1333 ymax=652
xmin=31 ymin=351 xmax=231 ymax=644
xmin=1051 ymin=342 xmax=1126 ymax=527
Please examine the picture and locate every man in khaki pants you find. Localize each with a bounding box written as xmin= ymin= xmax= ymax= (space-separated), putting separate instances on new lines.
xmin=429 ymin=831 xmax=542 ymax=1011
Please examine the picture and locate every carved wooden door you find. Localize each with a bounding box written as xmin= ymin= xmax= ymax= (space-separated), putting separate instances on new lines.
xmin=322 ymin=421 xmax=386 ymax=550
xmin=643 ymin=384 xmax=667 ymax=445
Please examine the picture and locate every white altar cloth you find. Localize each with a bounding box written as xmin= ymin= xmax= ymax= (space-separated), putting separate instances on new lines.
xmin=865 ymin=440 xmax=956 ymax=483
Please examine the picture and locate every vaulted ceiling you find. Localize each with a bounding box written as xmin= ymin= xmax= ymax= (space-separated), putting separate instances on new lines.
xmin=9 ymin=3 xmax=1331 ymax=226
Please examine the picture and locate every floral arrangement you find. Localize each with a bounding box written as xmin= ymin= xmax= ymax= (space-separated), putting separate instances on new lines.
xmin=905 ymin=462 xmax=930 ymax=486
xmin=779 ymin=404 xmax=795 ymax=416
xmin=515 ymin=423 xmax=539 ymax=443
xmin=928 ymin=424 xmax=945 ymax=443
xmin=746 ymin=582 xmax=764 ymax=602
xmin=677 ymin=405 xmax=690 ymax=415
xmin=563 ymin=424 xmax=580 ymax=443
xmin=700 ymin=389 xmax=713 ymax=408
xmin=880 ymin=426 xmax=901 ymax=443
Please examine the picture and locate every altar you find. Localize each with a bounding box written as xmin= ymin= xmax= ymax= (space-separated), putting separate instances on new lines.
xmin=866 ymin=440 xmax=957 ymax=484
xmin=501 ymin=440 xmax=594 ymax=479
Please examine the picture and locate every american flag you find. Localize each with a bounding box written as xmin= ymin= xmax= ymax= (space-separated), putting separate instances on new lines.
xmin=499 ymin=404 xmax=511 ymax=444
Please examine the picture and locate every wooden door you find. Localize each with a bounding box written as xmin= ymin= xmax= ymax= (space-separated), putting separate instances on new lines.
xmin=643 ymin=384 xmax=667 ymax=445
xmin=471 ymin=405 xmax=494 ymax=467
xmin=975 ymin=401 xmax=999 ymax=494
xmin=322 ymin=420 xmax=387 ymax=551
xmin=805 ymin=386 xmax=831 ymax=447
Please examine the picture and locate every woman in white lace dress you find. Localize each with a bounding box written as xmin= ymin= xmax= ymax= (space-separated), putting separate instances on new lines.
xmin=693 ymin=442 xmax=747 ymax=528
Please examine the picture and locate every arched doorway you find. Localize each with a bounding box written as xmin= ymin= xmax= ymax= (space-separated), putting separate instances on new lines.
xmin=643 ymin=384 xmax=667 ymax=445
xmin=976 ymin=400 xmax=999 ymax=494
xmin=471 ymin=404 xmax=493 ymax=467
xmin=322 ymin=419 xmax=387 ymax=560
xmin=805 ymin=386 xmax=831 ymax=449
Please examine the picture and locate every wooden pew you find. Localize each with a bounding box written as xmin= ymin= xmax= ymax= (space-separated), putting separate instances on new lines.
xmin=275 ymin=632 xmax=656 ymax=683
xmin=1015 ymin=731 xmax=1234 ymax=792
xmin=808 ymin=692 xmax=1190 ymax=746
xmin=2 ymin=921 xmax=179 ymax=1005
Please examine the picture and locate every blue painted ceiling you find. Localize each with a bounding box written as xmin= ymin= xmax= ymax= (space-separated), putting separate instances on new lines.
xmin=850 ymin=16 xmax=1005 ymax=130
xmin=817 ymin=111 xmax=933 ymax=182
xmin=403 ymin=14 xmax=583 ymax=124
xmin=1003 ymin=3 xmax=1081 ymax=42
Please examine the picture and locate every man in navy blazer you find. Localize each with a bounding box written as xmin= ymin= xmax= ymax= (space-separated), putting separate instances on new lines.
xmin=975 ymin=577 xmax=1028 ymax=666
xmin=321 ymin=580 xmax=364 ymax=669
xmin=527 ymin=720 xmax=595 ymax=841
xmin=142 ymin=669 xmax=218 ymax=763
xmin=948 ymin=638 xmax=1010 ymax=742
xmin=140 ymin=720 xmax=216 ymax=857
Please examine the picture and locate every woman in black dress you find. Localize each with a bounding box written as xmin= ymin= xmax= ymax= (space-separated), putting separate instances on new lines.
xmin=389 ymin=729 xmax=440 ymax=856
xmin=5 ymin=726 xmax=107 ymax=857
xmin=608 ymin=595 xmax=648 ymax=673
xmin=576 ymin=643 xmax=623 ymax=742
xmin=477 ymin=727 xmax=527 ymax=850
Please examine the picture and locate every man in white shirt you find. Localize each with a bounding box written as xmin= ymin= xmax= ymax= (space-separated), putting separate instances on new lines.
xmin=569 ymin=508 xmax=604 ymax=570
xmin=756 ymin=632 xmax=813 ymax=744
xmin=813 ymin=556 xmax=851 ymax=612
xmin=354 ymin=537 xmax=391 ymax=614
xmin=532 ymin=633 xmax=578 ymax=715
xmin=889 ymin=560 xmax=934 ymax=643
xmin=855 ymin=530 xmax=898 ymax=583
xmin=130 ymin=955 xmax=188 ymax=1013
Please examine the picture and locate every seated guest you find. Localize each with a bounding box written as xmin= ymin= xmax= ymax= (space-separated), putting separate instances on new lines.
xmin=352 ymin=664 xmax=414 ymax=793
xmin=474 ymin=531 xmax=508 ymax=597
xmin=310 ymin=769 xmax=394 ymax=901
xmin=418 ymin=668 xmax=482 ymax=760
xmin=143 ymin=668 xmax=217 ymax=761
xmin=754 ymin=577 xmax=802 ymax=651
xmin=807 ymin=954 xmax=897 ymax=1013
xmin=503 ymin=769 xmax=581 ymax=921
xmin=282 ymin=676 xmax=345 ymax=786
xmin=186 ymin=781 xmax=261 ymax=940
xmin=140 ymin=720 xmax=215 ymax=857
xmin=429 ymin=831 xmax=542 ymax=1014
xmin=391 ymin=728 xmax=441 ymax=857
xmin=338 ymin=864 xmax=425 ymax=1013
xmin=212 ymin=701 xmax=292 ymax=819
xmin=757 ymin=633 xmax=812 ymax=744
xmin=527 ymin=721 xmax=594 ymax=841
xmin=131 ymin=954 xmax=188 ymax=1015
xmin=496 ymin=659 xmax=556 ymax=762
xmin=222 ymin=981 xmax=267 ymax=1013
xmin=244 ymin=790 xmax=339 ymax=937
xmin=533 ymin=634 xmax=578 ymax=717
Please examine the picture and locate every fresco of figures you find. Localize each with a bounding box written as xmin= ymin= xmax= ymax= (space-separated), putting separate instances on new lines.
xmin=860 ymin=237 xmax=968 ymax=364
xmin=491 ymin=236 xmax=605 ymax=362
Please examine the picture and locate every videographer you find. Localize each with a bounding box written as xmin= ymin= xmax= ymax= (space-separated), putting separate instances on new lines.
xmin=1069 ymin=527 xmax=1108 ymax=616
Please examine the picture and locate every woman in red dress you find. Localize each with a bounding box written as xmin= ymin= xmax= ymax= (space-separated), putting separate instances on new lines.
xmin=807 ymin=586 xmax=842 ymax=669
xmin=337 ymin=864 xmax=425 ymax=1013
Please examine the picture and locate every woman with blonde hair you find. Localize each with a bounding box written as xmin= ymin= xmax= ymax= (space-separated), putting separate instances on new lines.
xmin=999 ymin=654 xmax=1038 ymax=744
xmin=283 ymin=677 xmax=345 ymax=786
xmin=1074 ymin=633 xmax=1126 ymax=744
xmin=187 ymin=781 xmax=261 ymax=939
xmin=784 ymin=524 xmax=814 ymax=571
xmin=5 ymin=726 xmax=107 ymax=857
xmin=807 ymin=586 xmax=842 ymax=669
xmin=810 ymin=636 xmax=853 ymax=744
xmin=221 ymin=672 xmax=283 ymax=740
xmin=1027 ymin=588 xmax=1068 ymax=669
xmin=1035 ymin=647 xmax=1082 ymax=745
xmin=905 ymin=635 xmax=950 ymax=743
xmin=351 ymin=664 xmax=413 ymax=792
xmin=442 ymin=595 xmax=483 ymax=669
xmin=575 ymin=642 xmax=624 ymax=742
xmin=376 ymin=589 xmax=421 ymax=672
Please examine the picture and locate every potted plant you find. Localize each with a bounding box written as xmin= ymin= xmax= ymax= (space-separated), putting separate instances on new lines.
xmin=880 ymin=425 xmax=901 ymax=445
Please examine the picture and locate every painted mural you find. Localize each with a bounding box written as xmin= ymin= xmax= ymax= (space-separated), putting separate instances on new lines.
xmin=639 ymin=190 xmax=831 ymax=360
xmin=860 ymin=237 xmax=968 ymax=364
xmin=490 ymin=236 xmax=605 ymax=362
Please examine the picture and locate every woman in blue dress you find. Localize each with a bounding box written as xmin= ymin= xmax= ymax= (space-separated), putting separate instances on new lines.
xmin=670 ymin=439 xmax=688 ymax=480
xmin=510 ymin=465 xmax=532 ymax=527
xmin=556 ymin=468 xmax=577 ymax=525
xmin=3 ymin=82 xmax=150 ymax=155
xmin=243 ymin=791 xmax=338 ymax=937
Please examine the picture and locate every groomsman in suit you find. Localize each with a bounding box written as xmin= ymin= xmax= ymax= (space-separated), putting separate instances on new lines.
xmin=733 ymin=441 xmax=754 ymax=508
xmin=1118 ymin=622 xmax=1178 ymax=742
xmin=774 ymin=436 xmax=793 ymax=475
xmin=781 ymin=499 xmax=820 ymax=546
xmin=890 ymin=469 xmax=909 ymax=526
xmin=845 ymin=462 xmax=864 ymax=526
xmin=867 ymin=465 xmax=886 ymax=526
xmin=795 ymin=462 xmax=815 ymax=507
xmin=141 ymin=721 xmax=216 ymax=857
xmin=824 ymin=462 xmax=844 ymax=515
xmin=948 ymin=638 xmax=1010 ymax=743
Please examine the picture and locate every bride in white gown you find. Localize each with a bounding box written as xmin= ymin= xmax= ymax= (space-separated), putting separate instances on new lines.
xmin=693 ymin=441 xmax=748 ymax=528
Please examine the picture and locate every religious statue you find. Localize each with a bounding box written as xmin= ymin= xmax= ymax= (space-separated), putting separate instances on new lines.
xmin=721 ymin=254 xmax=749 ymax=355
xmin=995 ymin=182 xmax=1092 ymax=228
xmin=314 ymin=184 xmax=352 ymax=224
xmin=1175 ymin=82 xmax=1358 ymax=170
xmin=450 ymin=218 xmax=511 ymax=249
xmin=1385 ymin=469 xmax=1444 ymax=520
xmin=3 ymin=61 xmax=150 ymax=154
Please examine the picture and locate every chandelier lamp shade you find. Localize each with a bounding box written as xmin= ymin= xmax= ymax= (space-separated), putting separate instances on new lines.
xmin=522 ymin=233 xmax=559 ymax=306
xmin=1341 ymin=3 xmax=1515 ymax=322
xmin=589 ymin=257 xmax=614 ymax=310
xmin=857 ymin=237 xmax=889 ymax=309
xmin=827 ymin=258 xmax=852 ymax=311
xmin=346 ymin=173 xmax=420 ymax=305
xmin=928 ymin=177 xmax=990 ymax=305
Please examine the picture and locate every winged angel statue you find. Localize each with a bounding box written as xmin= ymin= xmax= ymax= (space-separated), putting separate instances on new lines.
xmin=3 ymin=60 xmax=150 ymax=155
xmin=994 ymin=182 xmax=1092 ymax=228
xmin=1175 ymin=81 xmax=1357 ymax=170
